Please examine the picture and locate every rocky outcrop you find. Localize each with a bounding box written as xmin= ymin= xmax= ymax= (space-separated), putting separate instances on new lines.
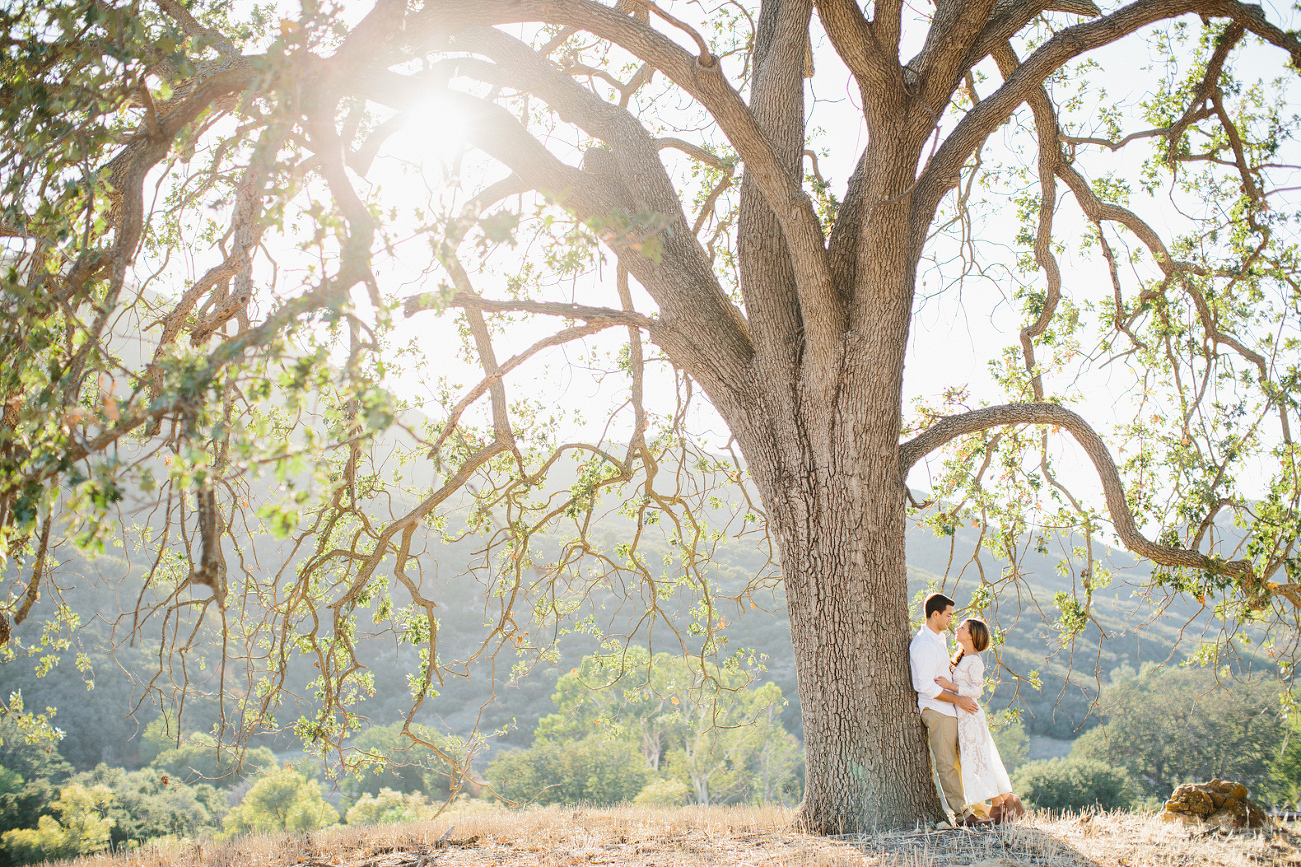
xmin=1161 ymin=779 xmax=1270 ymax=830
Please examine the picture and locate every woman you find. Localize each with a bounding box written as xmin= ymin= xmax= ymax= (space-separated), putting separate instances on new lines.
xmin=934 ymin=617 xmax=1026 ymax=823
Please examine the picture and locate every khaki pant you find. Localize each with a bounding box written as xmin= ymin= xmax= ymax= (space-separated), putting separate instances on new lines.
xmin=921 ymin=707 xmax=966 ymax=819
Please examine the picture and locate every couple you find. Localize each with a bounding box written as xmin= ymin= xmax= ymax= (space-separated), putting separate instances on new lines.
xmin=909 ymin=592 xmax=1026 ymax=827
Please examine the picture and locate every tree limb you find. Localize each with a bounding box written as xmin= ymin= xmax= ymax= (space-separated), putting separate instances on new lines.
xmin=814 ymin=0 xmax=901 ymax=99
xmin=916 ymin=0 xmax=1301 ymax=221
xmin=900 ymin=403 xmax=1257 ymax=582
xmin=409 ymin=0 xmax=840 ymax=371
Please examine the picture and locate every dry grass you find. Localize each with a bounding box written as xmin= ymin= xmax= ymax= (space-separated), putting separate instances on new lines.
xmin=64 ymin=805 xmax=1301 ymax=867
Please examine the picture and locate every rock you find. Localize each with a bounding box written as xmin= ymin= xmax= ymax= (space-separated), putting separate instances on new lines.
xmin=1164 ymin=787 xmax=1215 ymax=818
xmin=1162 ymin=780 xmax=1271 ymax=831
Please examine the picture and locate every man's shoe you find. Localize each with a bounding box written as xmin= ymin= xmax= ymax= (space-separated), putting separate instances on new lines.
xmin=961 ymin=814 xmax=994 ymax=828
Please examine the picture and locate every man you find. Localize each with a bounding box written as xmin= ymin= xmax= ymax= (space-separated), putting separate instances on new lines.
xmin=909 ymin=592 xmax=983 ymax=826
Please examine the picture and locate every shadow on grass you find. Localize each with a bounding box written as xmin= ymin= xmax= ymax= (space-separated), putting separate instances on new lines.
xmin=837 ymin=820 xmax=1104 ymax=867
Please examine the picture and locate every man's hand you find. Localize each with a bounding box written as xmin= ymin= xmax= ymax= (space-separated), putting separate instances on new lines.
xmin=955 ymin=695 xmax=977 ymax=713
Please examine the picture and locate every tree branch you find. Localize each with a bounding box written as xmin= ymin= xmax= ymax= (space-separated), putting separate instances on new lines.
xmin=355 ymin=37 xmax=755 ymax=402
xmin=814 ymin=0 xmax=901 ymax=99
xmin=872 ymin=0 xmax=903 ymax=60
xmin=991 ymin=42 xmax=1062 ymax=402
xmin=408 ymin=0 xmax=840 ymax=370
xmin=900 ymin=403 xmax=1256 ymax=582
xmin=911 ymin=0 xmax=998 ymax=113
xmin=916 ymin=0 xmax=1301 ymax=220
xmin=151 ymin=0 xmax=240 ymax=57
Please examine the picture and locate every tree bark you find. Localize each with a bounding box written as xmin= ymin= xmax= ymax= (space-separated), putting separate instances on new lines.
xmin=724 ymin=279 xmax=940 ymax=830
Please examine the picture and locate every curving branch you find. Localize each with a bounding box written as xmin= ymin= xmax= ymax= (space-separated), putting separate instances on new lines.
xmin=991 ymin=41 xmax=1061 ymax=402
xmin=899 ymin=403 xmax=1258 ymax=584
xmin=964 ymin=0 xmax=1101 ymax=77
xmin=407 ymin=292 xmax=656 ymax=329
xmin=1166 ymin=22 xmax=1244 ymax=165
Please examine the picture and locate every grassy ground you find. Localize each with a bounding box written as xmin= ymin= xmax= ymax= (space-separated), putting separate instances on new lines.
xmin=68 ymin=805 xmax=1301 ymax=867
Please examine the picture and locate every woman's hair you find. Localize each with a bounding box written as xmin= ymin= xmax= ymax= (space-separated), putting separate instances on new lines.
xmin=951 ymin=617 xmax=992 ymax=666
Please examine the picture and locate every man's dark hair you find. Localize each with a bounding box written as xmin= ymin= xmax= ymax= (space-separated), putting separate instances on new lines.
xmin=924 ymin=592 xmax=955 ymax=619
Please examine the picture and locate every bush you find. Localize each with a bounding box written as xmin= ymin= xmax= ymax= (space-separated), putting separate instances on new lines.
xmin=1012 ymin=757 xmax=1136 ymax=813
xmin=1 ymin=783 xmax=115 ymax=864
xmin=633 ymin=778 xmax=691 ymax=806
xmin=221 ymin=767 xmax=338 ymax=838
xmin=70 ymin=765 xmax=222 ymax=846
xmin=345 ymin=789 xmax=433 ymax=826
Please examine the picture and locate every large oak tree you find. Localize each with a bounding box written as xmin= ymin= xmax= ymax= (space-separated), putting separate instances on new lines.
xmin=2 ymin=0 xmax=1300 ymax=832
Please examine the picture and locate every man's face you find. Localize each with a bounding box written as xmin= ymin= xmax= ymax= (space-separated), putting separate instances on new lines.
xmin=930 ymin=604 xmax=955 ymax=632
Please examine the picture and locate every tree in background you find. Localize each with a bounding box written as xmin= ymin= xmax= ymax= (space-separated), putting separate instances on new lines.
xmin=502 ymin=649 xmax=802 ymax=806
xmin=1069 ymin=664 xmax=1284 ymax=799
xmin=220 ymin=767 xmax=338 ymax=839
xmin=0 ymin=783 xmax=115 ymax=865
xmin=149 ymin=732 xmax=277 ymax=787
xmin=1264 ymin=712 xmax=1301 ymax=807
xmin=989 ymin=712 xmax=1029 ymax=776
xmin=488 ymin=733 xmax=651 ymax=807
xmin=0 ymin=706 xmax=72 ymax=864
xmin=70 ymin=765 xmax=224 ymax=848
xmin=3 ymin=0 xmax=1301 ymax=833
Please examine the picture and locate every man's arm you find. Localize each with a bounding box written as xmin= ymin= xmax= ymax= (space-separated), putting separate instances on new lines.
xmin=933 ymin=687 xmax=978 ymax=714
xmin=911 ymin=636 xmax=979 ymax=713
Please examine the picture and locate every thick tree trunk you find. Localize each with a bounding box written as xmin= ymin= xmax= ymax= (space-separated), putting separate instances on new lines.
xmin=782 ymin=511 xmax=940 ymax=832
xmin=732 ymin=290 xmax=944 ymax=832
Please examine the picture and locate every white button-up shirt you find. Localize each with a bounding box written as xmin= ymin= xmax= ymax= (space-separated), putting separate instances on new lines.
xmin=910 ymin=624 xmax=956 ymax=717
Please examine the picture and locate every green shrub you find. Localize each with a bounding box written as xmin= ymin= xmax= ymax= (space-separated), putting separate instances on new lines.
xmin=1 ymin=783 xmax=115 ymax=864
xmin=1012 ymin=757 xmax=1136 ymax=813
xmin=345 ymin=788 xmax=432 ymax=826
xmin=487 ymin=734 xmax=650 ymax=806
xmin=221 ymin=767 xmax=338 ymax=838
xmin=633 ymin=778 xmax=691 ymax=806
xmin=70 ymin=765 xmax=222 ymax=846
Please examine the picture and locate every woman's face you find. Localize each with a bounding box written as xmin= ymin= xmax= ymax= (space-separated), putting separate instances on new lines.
xmin=955 ymin=620 xmax=971 ymax=643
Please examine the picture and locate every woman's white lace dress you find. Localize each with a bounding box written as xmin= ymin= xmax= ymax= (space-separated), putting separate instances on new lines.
xmin=952 ymin=653 xmax=1013 ymax=804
